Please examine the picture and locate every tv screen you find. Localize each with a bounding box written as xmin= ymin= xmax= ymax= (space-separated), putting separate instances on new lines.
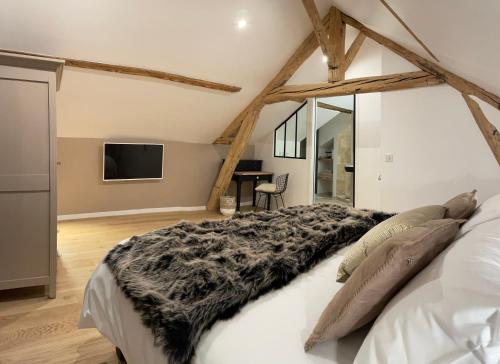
xmin=103 ymin=143 xmax=164 ymax=181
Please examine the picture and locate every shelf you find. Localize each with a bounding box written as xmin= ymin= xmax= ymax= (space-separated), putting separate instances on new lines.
xmin=317 ymin=176 xmax=333 ymax=182
xmin=318 ymin=156 xmax=333 ymax=161
xmin=316 ymin=192 xmax=333 ymax=198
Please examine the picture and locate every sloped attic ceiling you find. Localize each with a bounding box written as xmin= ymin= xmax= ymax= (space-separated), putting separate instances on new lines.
xmin=1 ymin=0 xmax=499 ymax=144
xmin=254 ymin=0 xmax=500 ymax=142
xmin=0 ymin=0 xmax=332 ymax=143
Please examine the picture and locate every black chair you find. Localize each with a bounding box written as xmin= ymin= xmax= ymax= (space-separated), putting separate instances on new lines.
xmin=255 ymin=173 xmax=289 ymax=210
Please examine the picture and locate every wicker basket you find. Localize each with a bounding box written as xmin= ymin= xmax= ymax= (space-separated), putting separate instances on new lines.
xmin=220 ymin=195 xmax=236 ymax=216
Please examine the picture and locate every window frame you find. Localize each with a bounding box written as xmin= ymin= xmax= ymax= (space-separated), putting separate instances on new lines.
xmin=273 ymin=102 xmax=307 ymax=159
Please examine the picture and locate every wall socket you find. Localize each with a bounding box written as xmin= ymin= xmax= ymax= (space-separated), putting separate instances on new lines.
xmin=385 ymin=153 xmax=394 ymax=163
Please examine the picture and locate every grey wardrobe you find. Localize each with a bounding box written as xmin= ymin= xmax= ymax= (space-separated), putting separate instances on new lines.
xmin=0 ymin=52 xmax=63 ymax=298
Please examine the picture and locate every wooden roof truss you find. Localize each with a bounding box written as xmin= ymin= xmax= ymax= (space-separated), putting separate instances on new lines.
xmin=208 ymin=1 xmax=500 ymax=210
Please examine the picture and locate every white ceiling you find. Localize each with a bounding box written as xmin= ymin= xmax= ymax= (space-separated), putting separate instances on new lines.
xmin=1 ymin=0 xmax=499 ymax=144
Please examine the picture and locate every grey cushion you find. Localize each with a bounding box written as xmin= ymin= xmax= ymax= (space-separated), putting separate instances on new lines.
xmin=336 ymin=205 xmax=447 ymax=282
xmin=444 ymin=190 xmax=478 ymax=219
xmin=305 ymin=219 xmax=460 ymax=351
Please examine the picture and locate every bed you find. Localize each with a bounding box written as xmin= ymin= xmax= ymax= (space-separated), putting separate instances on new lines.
xmin=79 ymin=204 xmax=387 ymax=364
xmin=80 ymin=247 xmax=368 ymax=364
xmin=79 ymin=195 xmax=500 ymax=364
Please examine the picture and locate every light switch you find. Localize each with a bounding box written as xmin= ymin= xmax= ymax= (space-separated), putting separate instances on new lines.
xmin=385 ymin=153 xmax=394 ymax=163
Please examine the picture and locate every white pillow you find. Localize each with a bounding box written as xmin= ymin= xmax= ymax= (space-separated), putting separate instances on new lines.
xmin=460 ymin=193 xmax=500 ymax=235
xmin=354 ymin=199 xmax=500 ymax=364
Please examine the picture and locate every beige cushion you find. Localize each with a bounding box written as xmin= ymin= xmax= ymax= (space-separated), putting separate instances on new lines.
xmin=444 ymin=189 xmax=477 ymax=219
xmin=305 ymin=219 xmax=460 ymax=351
xmin=255 ymin=183 xmax=277 ymax=193
xmin=336 ymin=205 xmax=446 ymax=282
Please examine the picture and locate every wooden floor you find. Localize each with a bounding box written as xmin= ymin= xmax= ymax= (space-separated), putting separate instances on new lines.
xmin=0 ymin=210 xmax=223 ymax=364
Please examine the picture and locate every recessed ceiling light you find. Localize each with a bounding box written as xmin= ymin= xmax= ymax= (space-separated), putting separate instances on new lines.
xmin=237 ymin=19 xmax=247 ymax=29
xmin=322 ymin=55 xmax=328 ymax=63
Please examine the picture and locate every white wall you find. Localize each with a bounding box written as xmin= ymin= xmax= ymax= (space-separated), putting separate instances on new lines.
xmin=354 ymin=92 xmax=382 ymax=209
xmin=254 ymin=136 xmax=310 ymax=207
xmin=253 ymin=100 xmax=314 ymax=207
xmin=345 ymin=40 xmax=383 ymax=209
xmin=379 ymin=49 xmax=500 ymax=211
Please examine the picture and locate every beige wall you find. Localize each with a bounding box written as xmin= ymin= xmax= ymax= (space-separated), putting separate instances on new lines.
xmin=57 ymin=138 xmax=254 ymax=215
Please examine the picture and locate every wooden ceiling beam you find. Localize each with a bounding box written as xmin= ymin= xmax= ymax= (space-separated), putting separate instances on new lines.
xmin=264 ymin=71 xmax=443 ymax=104
xmin=301 ymin=0 xmax=334 ymax=68
xmin=301 ymin=2 xmax=346 ymax=82
xmin=340 ymin=12 xmax=500 ymax=110
xmin=207 ymin=107 xmax=263 ymax=211
xmin=213 ymin=136 xmax=235 ymax=145
xmin=462 ymin=94 xmax=500 ymax=165
xmin=214 ymin=10 xmax=332 ymax=143
xmin=378 ymin=0 xmax=439 ymax=62
xmin=317 ymin=101 xmax=352 ymax=114
xmin=344 ymin=32 xmax=366 ymax=71
xmin=0 ymin=48 xmax=241 ymax=93
xmin=64 ymin=59 xmax=241 ymax=93
xmin=328 ymin=7 xmax=346 ymax=81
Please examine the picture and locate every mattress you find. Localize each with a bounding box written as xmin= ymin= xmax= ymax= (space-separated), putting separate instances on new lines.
xmin=79 ymin=246 xmax=367 ymax=364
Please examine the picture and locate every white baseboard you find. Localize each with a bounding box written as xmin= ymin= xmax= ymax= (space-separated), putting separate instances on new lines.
xmin=57 ymin=205 xmax=207 ymax=221
xmin=57 ymin=201 xmax=255 ymax=221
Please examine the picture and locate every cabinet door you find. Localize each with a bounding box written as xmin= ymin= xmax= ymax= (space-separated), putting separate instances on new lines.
xmin=0 ymin=79 xmax=50 ymax=190
xmin=0 ymin=78 xmax=50 ymax=284
xmin=0 ymin=192 xmax=50 ymax=281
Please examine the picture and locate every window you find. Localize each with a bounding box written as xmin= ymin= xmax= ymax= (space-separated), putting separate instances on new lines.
xmin=274 ymin=102 xmax=307 ymax=159
xmin=285 ymin=116 xmax=296 ymax=157
xmin=275 ymin=123 xmax=285 ymax=157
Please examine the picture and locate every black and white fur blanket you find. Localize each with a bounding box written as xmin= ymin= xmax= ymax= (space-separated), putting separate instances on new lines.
xmin=105 ymin=204 xmax=392 ymax=364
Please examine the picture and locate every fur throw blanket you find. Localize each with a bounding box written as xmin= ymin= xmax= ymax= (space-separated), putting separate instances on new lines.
xmin=105 ymin=204 xmax=393 ymax=364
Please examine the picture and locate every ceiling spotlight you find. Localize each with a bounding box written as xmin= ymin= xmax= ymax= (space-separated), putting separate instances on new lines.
xmin=237 ymin=19 xmax=248 ymax=29
xmin=322 ymin=55 xmax=328 ymax=63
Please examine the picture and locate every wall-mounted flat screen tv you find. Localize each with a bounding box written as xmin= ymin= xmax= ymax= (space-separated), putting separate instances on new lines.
xmin=103 ymin=143 xmax=164 ymax=181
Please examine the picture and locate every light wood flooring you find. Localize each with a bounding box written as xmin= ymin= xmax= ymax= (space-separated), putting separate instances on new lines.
xmin=0 ymin=210 xmax=223 ymax=364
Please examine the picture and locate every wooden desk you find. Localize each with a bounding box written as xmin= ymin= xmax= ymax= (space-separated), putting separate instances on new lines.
xmin=232 ymin=171 xmax=273 ymax=211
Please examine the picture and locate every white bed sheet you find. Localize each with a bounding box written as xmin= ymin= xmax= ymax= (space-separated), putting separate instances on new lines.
xmin=79 ymin=248 xmax=367 ymax=364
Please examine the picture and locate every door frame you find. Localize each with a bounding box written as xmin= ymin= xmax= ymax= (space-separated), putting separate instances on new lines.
xmin=309 ymin=95 xmax=356 ymax=207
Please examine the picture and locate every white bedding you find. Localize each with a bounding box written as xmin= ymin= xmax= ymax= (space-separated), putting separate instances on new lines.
xmin=80 ymin=248 xmax=367 ymax=364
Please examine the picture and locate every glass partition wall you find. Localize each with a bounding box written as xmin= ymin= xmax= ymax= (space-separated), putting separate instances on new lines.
xmin=274 ymin=102 xmax=307 ymax=159
xmin=313 ymin=95 xmax=355 ymax=206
